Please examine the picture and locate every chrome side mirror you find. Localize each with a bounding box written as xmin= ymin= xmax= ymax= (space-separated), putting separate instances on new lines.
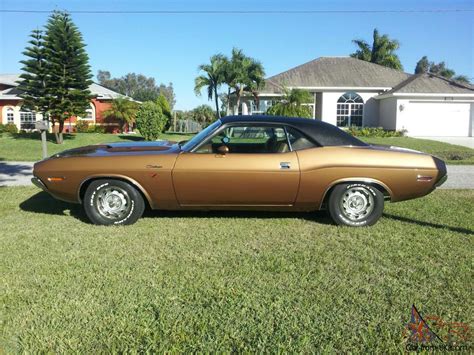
xmin=217 ymin=145 xmax=229 ymax=155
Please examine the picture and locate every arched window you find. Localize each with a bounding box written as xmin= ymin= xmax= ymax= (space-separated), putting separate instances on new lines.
xmin=79 ymin=103 xmax=96 ymax=120
xmin=6 ymin=107 xmax=14 ymax=123
xmin=336 ymin=92 xmax=364 ymax=127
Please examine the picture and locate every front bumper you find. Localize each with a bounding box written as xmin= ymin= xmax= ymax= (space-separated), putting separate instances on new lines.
xmin=31 ymin=177 xmax=47 ymax=191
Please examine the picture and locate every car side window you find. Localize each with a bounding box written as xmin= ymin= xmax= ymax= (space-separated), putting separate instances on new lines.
xmin=194 ymin=125 xmax=290 ymax=154
xmin=285 ymin=127 xmax=318 ymax=151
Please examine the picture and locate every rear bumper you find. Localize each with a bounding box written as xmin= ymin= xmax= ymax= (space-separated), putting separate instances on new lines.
xmin=435 ymin=174 xmax=448 ymax=187
xmin=432 ymin=156 xmax=448 ymax=188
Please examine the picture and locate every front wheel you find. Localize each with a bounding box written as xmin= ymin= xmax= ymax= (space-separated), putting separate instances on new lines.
xmin=83 ymin=179 xmax=145 ymax=225
xmin=328 ymin=183 xmax=384 ymax=227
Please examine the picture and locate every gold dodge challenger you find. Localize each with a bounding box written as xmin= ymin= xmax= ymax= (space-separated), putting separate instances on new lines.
xmin=32 ymin=116 xmax=447 ymax=226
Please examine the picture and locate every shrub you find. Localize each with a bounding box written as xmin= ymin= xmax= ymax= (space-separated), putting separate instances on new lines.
xmin=1 ymin=123 xmax=19 ymax=134
xmin=87 ymin=125 xmax=106 ymax=134
xmin=439 ymin=151 xmax=474 ymax=162
xmin=75 ymin=120 xmax=89 ymax=133
xmin=135 ymin=101 xmax=167 ymax=141
xmin=347 ymin=127 xmax=405 ymax=138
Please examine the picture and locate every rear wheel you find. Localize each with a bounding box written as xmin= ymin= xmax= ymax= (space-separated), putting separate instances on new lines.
xmin=328 ymin=183 xmax=384 ymax=227
xmin=83 ymin=179 xmax=145 ymax=225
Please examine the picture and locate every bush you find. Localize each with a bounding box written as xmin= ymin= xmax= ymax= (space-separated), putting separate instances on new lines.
xmin=347 ymin=127 xmax=405 ymax=138
xmin=87 ymin=125 xmax=106 ymax=134
xmin=75 ymin=120 xmax=89 ymax=133
xmin=135 ymin=101 xmax=167 ymax=141
xmin=0 ymin=123 xmax=19 ymax=135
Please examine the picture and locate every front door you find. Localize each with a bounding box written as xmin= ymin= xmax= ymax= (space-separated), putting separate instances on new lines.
xmin=172 ymin=124 xmax=300 ymax=206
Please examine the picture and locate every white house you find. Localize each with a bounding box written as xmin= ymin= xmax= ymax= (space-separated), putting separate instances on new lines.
xmin=235 ymin=57 xmax=474 ymax=137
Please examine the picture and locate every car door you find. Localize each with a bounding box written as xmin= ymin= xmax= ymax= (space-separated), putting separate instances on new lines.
xmin=172 ymin=124 xmax=300 ymax=206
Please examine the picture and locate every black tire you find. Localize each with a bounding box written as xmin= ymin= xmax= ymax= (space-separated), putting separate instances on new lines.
xmin=83 ymin=179 xmax=145 ymax=225
xmin=328 ymin=183 xmax=384 ymax=227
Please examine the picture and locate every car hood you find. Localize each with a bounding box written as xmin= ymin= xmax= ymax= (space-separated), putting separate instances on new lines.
xmin=52 ymin=141 xmax=181 ymax=158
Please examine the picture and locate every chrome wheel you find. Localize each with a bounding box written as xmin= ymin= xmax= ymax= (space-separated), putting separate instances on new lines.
xmin=340 ymin=186 xmax=375 ymax=221
xmin=96 ymin=186 xmax=131 ymax=220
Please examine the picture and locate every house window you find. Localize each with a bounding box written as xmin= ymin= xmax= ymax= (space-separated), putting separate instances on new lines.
xmin=80 ymin=104 xmax=95 ymax=120
xmin=6 ymin=108 xmax=14 ymax=123
xmin=20 ymin=110 xmax=36 ymax=130
xmin=250 ymin=100 xmax=274 ymax=114
xmin=336 ymin=92 xmax=364 ymax=127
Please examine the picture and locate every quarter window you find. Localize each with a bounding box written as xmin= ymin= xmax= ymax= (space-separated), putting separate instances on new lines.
xmin=285 ymin=127 xmax=318 ymax=151
xmin=336 ymin=92 xmax=364 ymax=127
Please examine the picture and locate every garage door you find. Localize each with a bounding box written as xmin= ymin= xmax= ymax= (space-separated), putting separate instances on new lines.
xmin=403 ymin=102 xmax=471 ymax=137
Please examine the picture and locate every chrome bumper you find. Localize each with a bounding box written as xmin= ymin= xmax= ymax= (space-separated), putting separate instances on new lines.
xmin=31 ymin=177 xmax=47 ymax=191
xmin=435 ymin=174 xmax=448 ymax=187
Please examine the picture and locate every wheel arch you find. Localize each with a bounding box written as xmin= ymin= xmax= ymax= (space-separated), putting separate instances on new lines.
xmin=78 ymin=175 xmax=154 ymax=209
xmin=319 ymin=178 xmax=392 ymax=209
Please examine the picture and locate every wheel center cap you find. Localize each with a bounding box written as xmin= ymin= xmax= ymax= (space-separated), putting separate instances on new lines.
xmin=107 ymin=195 xmax=123 ymax=209
xmin=348 ymin=195 xmax=366 ymax=212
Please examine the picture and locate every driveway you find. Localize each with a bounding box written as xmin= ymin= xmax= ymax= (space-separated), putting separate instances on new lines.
xmin=0 ymin=161 xmax=34 ymax=186
xmin=1 ymin=161 xmax=473 ymax=189
xmin=414 ymin=136 xmax=474 ymax=149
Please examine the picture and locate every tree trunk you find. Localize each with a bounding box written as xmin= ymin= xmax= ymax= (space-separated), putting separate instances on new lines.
xmin=214 ymin=87 xmax=221 ymax=119
xmin=57 ymin=120 xmax=64 ymax=144
xmin=55 ymin=120 xmax=64 ymax=144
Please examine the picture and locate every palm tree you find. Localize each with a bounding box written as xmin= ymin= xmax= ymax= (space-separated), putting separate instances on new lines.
xmin=194 ymin=54 xmax=226 ymax=118
xmin=267 ymin=88 xmax=313 ymax=118
xmin=225 ymin=48 xmax=265 ymax=114
xmin=102 ymin=97 xmax=139 ymax=133
xmin=191 ymin=104 xmax=216 ymax=127
xmin=351 ymin=28 xmax=403 ymax=70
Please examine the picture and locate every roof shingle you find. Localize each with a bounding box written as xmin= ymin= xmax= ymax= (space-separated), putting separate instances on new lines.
xmin=0 ymin=74 xmax=127 ymax=100
xmin=262 ymin=57 xmax=411 ymax=93
xmin=383 ymin=73 xmax=474 ymax=95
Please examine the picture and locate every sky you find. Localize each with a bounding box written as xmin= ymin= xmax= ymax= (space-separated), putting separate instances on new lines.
xmin=0 ymin=0 xmax=473 ymax=110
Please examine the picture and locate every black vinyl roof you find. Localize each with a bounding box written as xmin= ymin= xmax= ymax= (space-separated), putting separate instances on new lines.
xmin=220 ymin=115 xmax=367 ymax=147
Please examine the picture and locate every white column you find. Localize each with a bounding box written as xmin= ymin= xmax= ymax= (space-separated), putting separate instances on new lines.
xmin=242 ymin=102 xmax=248 ymax=115
xmin=313 ymin=92 xmax=316 ymax=118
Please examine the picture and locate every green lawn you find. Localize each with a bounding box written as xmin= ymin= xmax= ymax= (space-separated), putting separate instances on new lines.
xmin=0 ymin=132 xmax=192 ymax=162
xmin=362 ymin=137 xmax=474 ymax=165
xmin=1 ymin=187 xmax=472 ymax=352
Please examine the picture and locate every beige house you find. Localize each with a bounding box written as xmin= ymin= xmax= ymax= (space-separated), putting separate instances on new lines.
xmin=234 ymin=57 xmax=474 ymax=137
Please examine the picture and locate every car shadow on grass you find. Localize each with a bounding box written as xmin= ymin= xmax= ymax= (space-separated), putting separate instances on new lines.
xmin=19 ymin=191 xmax=334 ymax=225
xmin=19 ymin=192 xmax=473 ymax=234
xmin=19 ymin=191 xmax=89 ymax=223
xmin=142 ymin=209 xmax=334 ymax=224
xmin=383 ymin=213 xmax=474 ymax=235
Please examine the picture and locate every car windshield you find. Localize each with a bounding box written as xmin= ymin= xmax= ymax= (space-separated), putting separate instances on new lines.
xmin=181 ymin=120 xmax=222 ymax=152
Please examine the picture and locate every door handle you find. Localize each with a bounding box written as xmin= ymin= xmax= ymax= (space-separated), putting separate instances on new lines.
xmin=280 ymin=162 xmax=291 ymax=169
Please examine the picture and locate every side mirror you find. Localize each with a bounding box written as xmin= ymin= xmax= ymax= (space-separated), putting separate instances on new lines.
xmin=217 ymin=145 xmax=229 ymax=155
